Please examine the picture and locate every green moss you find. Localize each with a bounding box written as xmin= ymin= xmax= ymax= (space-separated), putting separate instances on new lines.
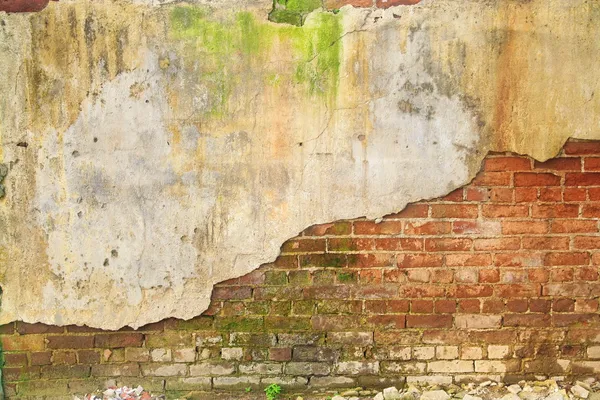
xmin=268 ymin=9 xmax=303 ymax=26
xmin=337 ymin=272 xmax=356 ymax=283
xmin=215 ymin=317 xmax=264 ymax=332
xmin=168 ymin=5 xmax=343 ymax=115
xmin=285 ymin=0 xmax=322 ymax=12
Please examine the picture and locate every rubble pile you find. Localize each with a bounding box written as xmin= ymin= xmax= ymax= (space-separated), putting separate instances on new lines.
xmin=326 ymin=379 xmax=600 ymax=400
xmin=74 ymin=386 xmax=165 ymax=400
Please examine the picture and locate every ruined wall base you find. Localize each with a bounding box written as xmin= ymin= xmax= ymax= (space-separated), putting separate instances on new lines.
xmin=2 ymin=140 xmax=600 ymax=399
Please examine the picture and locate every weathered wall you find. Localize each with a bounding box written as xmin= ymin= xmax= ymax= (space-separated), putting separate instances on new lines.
xmin=3 ymin=142 xmax=600 ymax=398
xmin=0 ymin=0 xmax=599 ymax=329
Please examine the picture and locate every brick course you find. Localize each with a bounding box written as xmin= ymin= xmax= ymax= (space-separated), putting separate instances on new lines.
xmin=2 ymin=140 xmax=600 ymax=398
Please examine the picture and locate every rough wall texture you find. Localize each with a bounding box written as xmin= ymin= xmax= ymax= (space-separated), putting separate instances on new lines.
xmin=2 ymin=141 xmax=600 ymax=398
xmin=0 ymin=0 xmax=600 ymax=329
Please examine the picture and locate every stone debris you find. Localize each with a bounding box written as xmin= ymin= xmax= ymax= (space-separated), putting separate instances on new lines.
xmin=74 ymin=386 xmax=164 ymax=400
xmin=327 ymin=378 xmax=600 ymax=400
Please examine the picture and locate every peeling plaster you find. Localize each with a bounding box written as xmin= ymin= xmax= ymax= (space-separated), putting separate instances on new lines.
xmin=0 ymin=0 xmax=599 ymax=329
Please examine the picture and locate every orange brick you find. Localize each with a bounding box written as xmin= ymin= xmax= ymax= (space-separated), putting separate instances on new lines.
xmin=564 ymin=188 xmax=586 ymax=201
xmin=385 ymin=204 xmax=428 ymax=219
xmin=404 ymin=221 xmax=451 ymax=235
xmin=514 ymin=172 xmax=561 ymax=187
xmin=489 ymin=188 xmax=514 ymax=203
xmin=551 ymin=219 xmax=598 ymax=233
xmin=515 ymin=187 xmax=538 ymax=202
xmin=471 ymin=172 xmax=512 ymax=187
xmin=397 ymin=254 xmax=443 ymax=268
xmin=425 ymin=238 xmax=472 ymax=252
xmin=564 ymin=141 xmax=600 ymax=155
xmin=502 ymin=221 xmax=548 ymax=234
xmin=482 ymin=205 xmax=529 ymax=218
xmin=445 ymin=253 xmax=492 ymax=267
xmin=353 ymin=221 xmax=403 ymax=235
xmin=565 ymin=173 xmax=600 ymax=186
xmin=485 ymin=157 xmax=531 ymax=171
xmin=474 ymin=238 xmax=520 ymax=251
xmin=544 ymin=252 xmax=590 ymax=266
xmin=431 ymin=204 xmax=479 ymax=219
xmin=538 ymin=187 xmax=562 ymax=202
xmin=584 ymin=157 xmax=600 ymax=171
xmin=522 ymin=237 xmax=570 ymax=250
xmin=532 ymin=204 xmax=579 ymax=218
xmin=534 ymin=158 xmax=581 ymax=171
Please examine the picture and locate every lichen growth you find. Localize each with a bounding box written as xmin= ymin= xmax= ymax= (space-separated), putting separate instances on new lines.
xmin=269 ymin=0 xmax=322 ymax=26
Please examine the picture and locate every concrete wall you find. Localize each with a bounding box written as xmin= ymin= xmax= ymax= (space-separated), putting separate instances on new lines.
xmin=0 ymin=0 xmax=599 ymax=330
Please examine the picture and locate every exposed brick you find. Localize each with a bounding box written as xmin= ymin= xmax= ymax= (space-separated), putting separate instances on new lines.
xmin=485 ymin=157 xmax=531 ymax=171
xmin=406 ymin=315 xmax=452 ymax=328
xmin=375 ymin=0 xmax=422 ymax=8
xmin=551 ymin=219 xmax=598 ymax=233
xmin=502 ymin=221 xmax=548 ymax=234
xmin=535 ymin=158 xmax=581 ymax=171
xmin=564 ymin=141 xmax=600 ymax=155
xmin=385 ymin=204 xmax=428 ymax=219
xmin=514 ymin=172 xmax=561 ymax=187
xmin=94 ymin=333 xmax=144 ymax=348
xmin=532 ymin=204 xmax=579 ymax=218
xmin=565 ymin=173 xmax=600 ymax=186
xmin=2 ymin=335 xmax=45 ymax=351
xmin=431 ymin=204 xmax=478 ymax=219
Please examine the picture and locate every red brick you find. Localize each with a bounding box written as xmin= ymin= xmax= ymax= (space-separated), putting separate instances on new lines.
xmin=474 ymin=238 xmax=520 ymax=251
xmin=311 ymin=315 xmax=360 ymax=331
xmin=471 ymin=172 xmax=512 ymax=187
xmin=522 ymin=237 xmax=570 ymax=250
xmin=4 ymin=353 xmax=28 ymax=367
xmin=489 ymin=188 xmax=513 ymax=203
xmin=406 ymin=315 xmax=452 ymax=328
xmin=543 ymin=282 xmax=600 ymax=297
xmin=353 ymin=221 xmax=403 ymax=235
xmin=530 ymin=299 xmax=551 ymax=313
xmin=564 ymin=141 xmax=600 ymax=155
xmin=544 ymin=252 xmax=590 ymax=266
xmin=445 ymin=253 xmax=491 ymax=267
xmin=47 ymin=335 xmax=93 ymax=349
xmin=359 ymin=269 xmax=382 ymax=284
xmin=551 ymin=220 xmax=598 ymax=233
xmin=479 ymin=269 xmax=500 ymax=283
xmin=485 ymin=157 xmax=531 ymax=171
xmin=375 ymin=238 xmax=422 ymax=251
xmin=553 ymin=313 xmax=600 ymax=327
xmin=584 ymin=157 xmax=600 ymax=171
xmin=564 ymin=187 xmax=586 ymax=201
xmin=399 ymin=284 xmax=445 ymax=298
xmin=465 ymin=187 xmax=489 ymax=202
xmin=451 ymin=221 xmax=498 ymax=235
xmin=430 ymin=269 xmax=454 ymax=283
xmin=470 ymin=330 xmax=517 ymax=344
xmin=397 ymin=254 xmax=443 ymax=268
xmin=450 ymin=285 xmax=493 ymax=298
xmin=565 ymin=173 xmax=600 ymax=186
xmin=574 ymin=236 xmax=600 ymax=249
xmin=30 ymin=352 xmax=52 ymax=366
xmin=269 ymin=347 xmax=292 ymax=361
xmin=494 ymin=253 xmax=543 ymax=267
xmin=575 ymin=299 xmax=598 ymax=312
xmin=495 ymin=284 xmax=540 ymax=297
xmin=78 ymin=350 xmax=100 ymax=364
xmin=411 ymin=300 xmax=434 ymax=313
xmin=212 ymin=286 xmax=252 ymax=300
xmin=383 ymin=269 xmax=407 ymax=283
xmin=375 ymin=0 xmax=422 ymax=8
xmin=304 ymin=285 xmax=351 ymax=300
xmin=385 ymin=204 xmax=428 ymax=219
xmin=367 ymin=315 xmax=406 ymax=329
xmin=375 ymin=331 xmax=422 ymax=345
xmin=502 ymin=221 xmax=548 ymax=234
xmin=539 ymin=187 xmax=562 ymax=202
xmin=431 ymin=204 xmax=478 ymax=219
xmin=94 ymin=333 xmax=144 ymax=348
xmin=535 ymin=157 xmax=581 ymax=171
xmin=434 ymin=300 xmax=456 ymax=314
xmin=482 ymin=205 xmax=529 ymax=218
xmin=532 ymin=204 xmax=579 ymax=218
xmin=553 ymin=298 xmax=575 ymax=312
xmin=506 ymin=299 xmax=528 ymax=312
xmin=515 ymin=188 xmax=538 ymax=202
xmin=438 ymin=188 xmax=464 ymax=202
xmin=458 ymin=299 xmax=481 ymax=313
xmin=365 ymin=300 xmax=409 ymax=314
xmin=353 ymin=285 xmax=398 ymax=300
xmin=550 ymin=267 xmax=574 ymax=282
xmin=515 ymin=172 xmax=561 ymax=187
xmin=482 ymin=299 xmax=504 ymax=313
xmin=349 ymin=254 xmax=392 ymax=268
xmin=425 ymin=238 xmax=472 ymax=252
xmin=303 ymin=221 xmax=352 ymax=236
xmin=528 ymin=268 xmax=549 ymax=283
xmin=328 ymin=237 xmax=373 ymax=251
xmin=590 ymin=188 xmax=600 ymax=200
xmin=576 ymin=267 xmax=598 ymax=281
xmin=404 ymin=221 xmax=451 ymax=235
xmin=15 ymin=323 xmax=63 ymax=335
xmin=281 ymin=238 xmax=326 ymax=253
xmin=503 ymin=314 xmax=550 ymax=327
xmin=583 ymin=204 xmax=600 ymax=218
xmin=422 ymin=330 xmax=468 ymax=344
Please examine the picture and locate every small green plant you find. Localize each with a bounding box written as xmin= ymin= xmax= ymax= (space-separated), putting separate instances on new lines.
xmin=245 ymin=386 xmax=252 ymax=393
xmin=264 ymin=383 xmax=282 ymax=400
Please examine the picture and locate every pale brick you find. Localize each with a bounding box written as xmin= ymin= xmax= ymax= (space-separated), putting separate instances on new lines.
xmin=173 ymin=348 xmax=196 ymax=362
xmin=381 ymin=361 xmax=426 ymax=374
xmin=455 ymin=269 xmax=479 ymax=283
xmin=335 ymin=361 xmax=379 ymax=375
xmin=150 ymin=348 xmax=172 ymax=362
xmin=461 ymin=347 xmax=483 ymax=360
xmin=475 ymin=360 xmax=520 ymax=373
xmin=285 ymin=362 xmax=330 ymax=376
xmin=189 ymin=361 xmax=235 ymax=376
xmin=165 ymin=377 xmax=211 ymax=391
xmin=221 ymin=347 xmax=244 ymax=361
xmin=389 ymin=346 xmax=412 ymax=360
xmin=406 ymin=376 xmax=453 ymax=385
xmin=125 ymin=348 xmax=150 ymax=362
xmin=213 ymin=376 xmax=260 ymax=390
xmin=413 ymin=346 xmax=435 ymax=360
xmin=91 ymin=363 xmax=140 ymax=377
xmin=239 ymin=362 xmax=282 ymax=375
xmin=587 ymin=346 xmax=600 ymax=359
xmin=436 ymin=346 xmax=459 ymax=360
xmin=428 ymin=360 xmax=474 ymax=373
xmin=309 ymin=376 xmax=357 ymax=388
xmin=261 ymin=376 xmax=308 ymax=390
xmin=487 ymin=345 xmax=510 ymax=359
xmin=455 ymin=314 xmax=501 ymax=329
xmin=328 ymin=332 xmax=373 ymax=346
xmin=141 ymin=363 xmax=186 ymax=377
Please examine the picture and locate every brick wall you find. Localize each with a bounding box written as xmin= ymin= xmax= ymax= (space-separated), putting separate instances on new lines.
xmin=2 ymin=140 xmax=600 ymax=399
